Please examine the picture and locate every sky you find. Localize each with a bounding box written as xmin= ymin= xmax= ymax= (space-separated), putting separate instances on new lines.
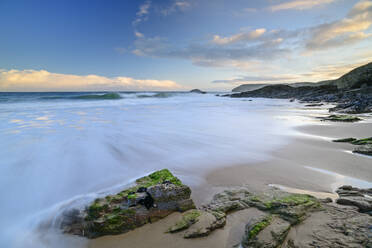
xmin=0 ymin=0 xmax=371 ymax=91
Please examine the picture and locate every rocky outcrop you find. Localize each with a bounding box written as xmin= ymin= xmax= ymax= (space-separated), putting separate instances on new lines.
xmin=336 ymin=185 xmax=372 ymax=214
xmin=167 ymin=187 xmax=321 ymax=242
xmin=168 ymin=209 xmax=226 ymax=238
xmin=332 ymin=137 xmax=372 ymax=156
xmin=319 ymin=114 xmax=362 ymax=122
xmin=60 ymin=169 xmax=195 ymax=238
xmin=165 ymin=186 xmax=372 ymax=247
xmin=354 ymin=144 xmax=372 ymax=156
xmin=190 ymin=89 xmax=206 ymax=94
xmin=242 ymin=215 xmax=291 ymax=248
xmin=227 ymin=62 xmax=372 ymax=114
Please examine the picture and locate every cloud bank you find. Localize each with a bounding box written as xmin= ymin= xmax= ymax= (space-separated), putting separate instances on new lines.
xmin=0 ymin=69 xmax=181 ymax=92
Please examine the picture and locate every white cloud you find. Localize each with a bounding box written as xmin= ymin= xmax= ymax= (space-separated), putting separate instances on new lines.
xmin=128 ymin=0 xmax=371 ymax=80
xmin=132 ymin=1 xmax=152 ymax=38
xmin=161 ymin=0 xmax=192 ymax=16
xmin=269 ymin=0 xmax=336 ymax=12
xmin=212 ymin=29 xmax=266 ymax=45
xmin=0 ymin=69 xmax=182 ymax=92
xmin=306 ymin=0 xmax=372 ymax=50
xmin=135 ymin=31 xmax=144 ymax=38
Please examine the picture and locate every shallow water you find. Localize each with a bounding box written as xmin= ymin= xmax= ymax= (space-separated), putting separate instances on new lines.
xmin=0 ymin=92 xmax=298 ymax=247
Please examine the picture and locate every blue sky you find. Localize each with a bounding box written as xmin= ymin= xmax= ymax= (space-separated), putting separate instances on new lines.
xmin=0 ymin=0 xmax=371 ymax=91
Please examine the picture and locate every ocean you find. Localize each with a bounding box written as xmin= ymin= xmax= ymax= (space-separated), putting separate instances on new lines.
xmin=0 ymin=91 xmax=297 ymax=247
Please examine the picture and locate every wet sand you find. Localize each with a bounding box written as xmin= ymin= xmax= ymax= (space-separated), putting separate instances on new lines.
xmin=88 ymin=114 xmax=372 ymax=248
xmin=206 ymin=121 xmax=372 ymax=197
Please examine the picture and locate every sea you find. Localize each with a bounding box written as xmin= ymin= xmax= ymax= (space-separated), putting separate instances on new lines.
xmin=0 ymin=91 xmax=299 ymax=247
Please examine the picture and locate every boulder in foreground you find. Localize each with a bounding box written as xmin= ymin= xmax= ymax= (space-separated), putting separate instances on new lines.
xmin=60 ymin=169 xmax=195 ymax=238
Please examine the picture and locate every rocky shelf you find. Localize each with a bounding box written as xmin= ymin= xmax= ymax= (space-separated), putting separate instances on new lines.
xmin=59 ymin=170 xmax=372 ymax=247
xmin=333 ymin=137 xmax=372 ymax=156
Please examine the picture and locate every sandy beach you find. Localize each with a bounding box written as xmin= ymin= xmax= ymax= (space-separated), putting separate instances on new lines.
xmin=87 ymin=109 xmax=372 ymax=248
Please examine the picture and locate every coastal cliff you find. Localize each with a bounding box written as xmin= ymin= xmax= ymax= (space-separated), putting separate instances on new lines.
xmin=228 ymin=62 xmax=372 ymax=114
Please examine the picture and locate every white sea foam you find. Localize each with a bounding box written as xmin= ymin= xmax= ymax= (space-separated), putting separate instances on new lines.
xmin=0 ymin=92 xmax=298 ymax=247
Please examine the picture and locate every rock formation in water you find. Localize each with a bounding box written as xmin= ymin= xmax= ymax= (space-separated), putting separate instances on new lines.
xmin=190 ymin=89 xmax=206 ymax=94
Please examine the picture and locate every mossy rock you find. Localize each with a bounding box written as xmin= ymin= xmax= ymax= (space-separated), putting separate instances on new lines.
xmin=321 ymin=115 xmax=361 ymax=122
xmin=333 ymin=138 xmax=357 ymax=143
xmin=351 ymin=137 xmax=372 ymax=145
xmin=242 ymin=215 xmax=291 ymax=248
xmin=247 ymin=215 xmax=272 ymax=239
xmin=353 ymin=144 xmax=372 ymax=156
xmin=135 ymin=169 xmax=183 ymax=187
xmin=167 ymin=210 xmax=201 ymax=233
xmin=63 ymin=169 xmax=195 ymax=238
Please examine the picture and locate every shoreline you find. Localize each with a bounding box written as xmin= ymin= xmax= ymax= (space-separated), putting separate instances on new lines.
xmin=87 ymin=107 xmax=372 ymax=248
xmin=204 ymin=121 xmax=372 ymax=197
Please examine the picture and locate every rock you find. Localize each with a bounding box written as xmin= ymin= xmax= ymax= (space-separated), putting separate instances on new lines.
xmin=60 ymin=169 xmax=195 ymax=238
xmin=336 ymin=185 xmax=372 ymax=214
xmin=320 ymin=197 xmax=333 ymax=203
xmin=167 ymin=209 xmax=226 ymax=238
xmin=167 ymin=209 xmax=202 ymax=233
xmin=183 ymin=211 xmax=226 ymax=238
xmin=332 ymin=137 xmax=357 ymax=143
xmin=283 ymin=203 xmax=372 ymax=248
xmin=336 ymin=197 xmax=372 ymax=213
xmin=333 ymin=138 xmax=372 ymax=156
xmin=242 ymin=215 xmax=291 ymax=248
xmin=351 ymin=137 xmax=372 ymax=145
xmin=305 ymin=103 xmax=323 ymax=107
xmin=353 ymin=144 xmax=372 ymax=156
xmin=190 ymin=89 xmax=206 ymax=94
xmin=320 ymin=114 xmax=362 ymax=122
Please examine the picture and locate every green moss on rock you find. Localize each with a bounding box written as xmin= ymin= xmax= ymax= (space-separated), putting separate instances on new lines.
xmin=351 ymin=137 xmax=372 ymax=145
xmin=333 ymin=138 xmax=357 ymax=143
xmin=322 ymin=115 xmax=361 ymax=122
xmin=248 ymin=215 xmax=272 ymax=239
xmin=136 ymin=169 xmax=183 ymax=187
xmin=168 ymin=210 xmax=201 ymax=233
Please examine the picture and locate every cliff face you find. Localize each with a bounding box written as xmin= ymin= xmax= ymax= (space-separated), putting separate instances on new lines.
xmin=231 ymin=62 xmax=372 ymax=92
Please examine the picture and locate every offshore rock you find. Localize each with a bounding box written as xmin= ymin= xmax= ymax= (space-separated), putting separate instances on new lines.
xmin=190 ymin=89 xmax=206 ymax=94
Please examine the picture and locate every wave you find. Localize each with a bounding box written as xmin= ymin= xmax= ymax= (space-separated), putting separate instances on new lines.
xmin=136 ymin=92 xmax=174 ymax=98
xmin=39 ymin=93 xmax=122 ymax=101
xmin=72 ymin=93 xmax=122 ymax=100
